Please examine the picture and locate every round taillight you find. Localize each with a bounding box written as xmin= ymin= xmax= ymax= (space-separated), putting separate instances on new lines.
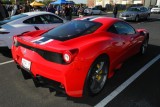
xmin=63 ymin=52 xmax=72 ymax=63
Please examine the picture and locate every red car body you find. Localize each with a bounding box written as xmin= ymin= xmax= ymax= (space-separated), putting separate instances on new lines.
xmin=11 ymin=17 xmax=149 ymax=97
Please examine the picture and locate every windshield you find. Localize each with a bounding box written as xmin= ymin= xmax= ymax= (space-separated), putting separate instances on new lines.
xmin=42 ymin=20 xmax=102 ymax=41
xmin=0 ymin=14 xmax=28 ymax=25
xmin=127 ymin=7 xmax=140 ymax=11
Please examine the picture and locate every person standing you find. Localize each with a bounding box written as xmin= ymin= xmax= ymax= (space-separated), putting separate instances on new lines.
xmin=78 ymin=4 xmax=84 ymax=17
xmin=64 ymin=4 xmax=72 ymax=20
xmin=113 ymin=4 xmax=118 ymax=18
xmin=47 ymin=4 xmax=56 ymax=13
xmin=68 ymin=5 xmax=73 ymax=20
xmin=24 ymin=1 xmax=31 ymax=12
xmin=0 ymin=1 xmax=9 ymax=20
xmin=11 ymin=3 xmax=21 ymax=16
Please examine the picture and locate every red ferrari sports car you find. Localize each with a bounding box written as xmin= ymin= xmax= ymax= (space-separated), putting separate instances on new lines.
xmin=11 ymin=16 xmax=149 ymax=97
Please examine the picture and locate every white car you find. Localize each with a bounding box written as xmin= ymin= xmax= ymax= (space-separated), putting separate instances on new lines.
xmin=0 ymin=11 xmax=66 ymax=49
xmin=151 ymin=6 xmax=160 ymax=13
xmin=84 ymin=8 xmax=102 ymax=15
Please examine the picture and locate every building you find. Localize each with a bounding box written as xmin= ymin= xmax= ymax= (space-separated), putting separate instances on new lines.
xmin=87 ymin=0 xmax=157 ymax=7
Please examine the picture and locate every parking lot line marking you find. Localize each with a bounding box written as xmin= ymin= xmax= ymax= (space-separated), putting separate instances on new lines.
xmin=94 ymin=54 xmax=160 ymax=107
xmin=0 ymin=60 xmax=14 ymax=66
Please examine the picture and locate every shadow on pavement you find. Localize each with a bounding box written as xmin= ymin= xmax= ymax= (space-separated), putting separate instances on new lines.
xmin=0 ymin=47 xmax=12 ymax=58
xmin=66 ymin=44 xmax=160 ymax=106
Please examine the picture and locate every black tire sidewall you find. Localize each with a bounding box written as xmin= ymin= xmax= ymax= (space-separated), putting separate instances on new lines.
xmin=83 ymin=57 xmax=108 ymax=96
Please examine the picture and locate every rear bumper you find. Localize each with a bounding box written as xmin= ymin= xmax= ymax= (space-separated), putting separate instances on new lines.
xmin=12 ymin=45 xmax=89 ymax=97
xmin=18 ymin=66 xmax=66 ymax=94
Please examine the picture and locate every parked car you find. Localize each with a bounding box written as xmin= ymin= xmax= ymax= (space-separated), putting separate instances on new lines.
xmin=151 ymin=5 xmax=160 ymax=13
xmin=12 ymin=16 xmax=149 ymax=97
xmin=119 ymin=6 xmax=150 ymax=22
xmin=0 ymin=11 xmax=66 ymax=49
xmin=84 ymin=7 xmax=102 ymax=15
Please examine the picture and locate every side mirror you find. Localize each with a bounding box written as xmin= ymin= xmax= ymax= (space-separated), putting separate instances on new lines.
xmin=136 ymin=29 xmax=146 ymax=36
xmin=139 ymin=31 xmax=145 ymax=36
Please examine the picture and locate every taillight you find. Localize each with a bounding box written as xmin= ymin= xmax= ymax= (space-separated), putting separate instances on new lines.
xmin=63 ymin=49 xmax=79 ymax=64
xmin=63 ymin=52 xmax=72 ymax=63
xmin=0 ymin=31 xmax=10 ymax=34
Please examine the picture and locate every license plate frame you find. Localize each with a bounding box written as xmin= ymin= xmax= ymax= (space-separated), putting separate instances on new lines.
xmin=21 ymin=58 xmax=31 ymax=71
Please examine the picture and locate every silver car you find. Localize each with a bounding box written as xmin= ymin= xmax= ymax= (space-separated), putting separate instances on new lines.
xmin=119 ymin=6 xmax=150 ymax=22
xmin=84 ymin=8 xmax=102 ymax=15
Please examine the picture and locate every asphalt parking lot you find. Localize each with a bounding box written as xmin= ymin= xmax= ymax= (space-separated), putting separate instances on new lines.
xmin=0 ymin=13 xmax=160 ymax=107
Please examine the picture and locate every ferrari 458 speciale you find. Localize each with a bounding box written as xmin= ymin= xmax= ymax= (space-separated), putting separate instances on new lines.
xmin=12 ymin=16 xmax=149 ymax=97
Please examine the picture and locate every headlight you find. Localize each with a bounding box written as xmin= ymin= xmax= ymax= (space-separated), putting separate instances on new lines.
xmin=119 ymin=13 xmax=122 ymax=17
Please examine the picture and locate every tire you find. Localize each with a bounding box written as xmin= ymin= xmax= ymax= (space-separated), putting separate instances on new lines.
xmin=140 ymin=38 xmax=148 ymax=55
xmin=21 ymin=69 xmax=32 ymax=80
xmin=84 ymin=56 xmax=108 ymax=96
xmin=146 ymin=14 xmax=150 ymax=20
xmin=135 ymin=15 xmax=139 ymax=22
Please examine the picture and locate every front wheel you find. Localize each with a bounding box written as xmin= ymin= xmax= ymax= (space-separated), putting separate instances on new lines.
xmin=135 ymin=15 xmax=139 ymax=22
xmin=146 ymin=14 xmax=150 ymax=20
xmin=140 ymin=38 xmax=148 ymax=55
xmin=84 ymin=57 xmax=108 ymax=96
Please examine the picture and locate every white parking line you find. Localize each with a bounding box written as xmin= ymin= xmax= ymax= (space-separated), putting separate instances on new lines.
xmin=0 ymin=60 xmax=14 ymax=66
xmin=95 ymin=54 xmax=160 ymax=107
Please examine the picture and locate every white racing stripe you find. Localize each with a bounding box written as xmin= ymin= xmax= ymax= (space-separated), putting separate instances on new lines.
xmin=0 ymin=60 xmax=14 ymax=66
xmin=40 ymin=39 xmax=54 ymax=45
xmin=95 ymin=54 xmax=160 ymax=107
xmin=31 ymin=37 xmax=44 ymax=42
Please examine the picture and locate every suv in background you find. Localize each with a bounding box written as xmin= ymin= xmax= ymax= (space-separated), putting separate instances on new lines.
xmin=151 ymin=5 xmax=160 ymax=13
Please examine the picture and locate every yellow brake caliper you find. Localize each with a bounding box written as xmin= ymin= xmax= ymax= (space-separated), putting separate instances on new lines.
xmin=96 ymin=64 xmax=103 ymax=81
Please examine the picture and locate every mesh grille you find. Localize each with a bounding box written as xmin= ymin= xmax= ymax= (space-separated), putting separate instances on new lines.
xmin=16 ymin=41 xmax=65 ymax=64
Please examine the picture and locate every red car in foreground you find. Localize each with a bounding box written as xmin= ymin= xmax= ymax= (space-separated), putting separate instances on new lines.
xmin=11 ymin=17 xmax=149 ymax=97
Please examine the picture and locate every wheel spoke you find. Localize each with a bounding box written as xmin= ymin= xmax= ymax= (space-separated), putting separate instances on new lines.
xmin=88 ymin=59 xmax=108 ymax=94
xmin=90 ymin=79 xmax=99 ymax=90
xmin=95 ymin=62 xmax=104 ymax=73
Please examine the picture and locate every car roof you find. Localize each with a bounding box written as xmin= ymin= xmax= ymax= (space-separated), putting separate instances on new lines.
xmin=75 ymin=16 xmax=119 ymax=25
xmin=22 ymin=11 xmax=53 ymax=16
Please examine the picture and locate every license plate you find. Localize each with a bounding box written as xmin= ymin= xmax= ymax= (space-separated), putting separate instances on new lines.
xmin=21 ymin=58 xmax=31 ymax=70
xmin=123 ymin=17 xmax=127 ymax=19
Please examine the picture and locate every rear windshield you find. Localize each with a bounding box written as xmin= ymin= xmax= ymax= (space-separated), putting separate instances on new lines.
xmin=42 ymin=20 xmax=102 ymax=41
xmin=0 ymin=14 xmax=28 ymax=25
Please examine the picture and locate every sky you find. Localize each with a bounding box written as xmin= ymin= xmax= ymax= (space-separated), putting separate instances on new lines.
xmin=71 ymin=0 xmax=87 ymax=4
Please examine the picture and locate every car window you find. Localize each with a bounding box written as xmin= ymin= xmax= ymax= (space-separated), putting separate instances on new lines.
xmin=107 ymin=25 xmax=118 ymax=34
xmin=23 ymin=16 xmax=44 ymax=24
xmin=0 ymin=14 xmax=28 ymax=25
xmin=42 ymin=20 xmax=102 ymax=41
xmin=42 ymin=14 xmax=63 ymax=23
xmin=143 ymin=7 xmax=148 ymax=11
xmin=113 ymin=22 xmax=136 ymax=35
xmin=127 ymin=7 xmax=140 ymax=12
xmin=140 ymin=7 xmax=145 ymax=12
